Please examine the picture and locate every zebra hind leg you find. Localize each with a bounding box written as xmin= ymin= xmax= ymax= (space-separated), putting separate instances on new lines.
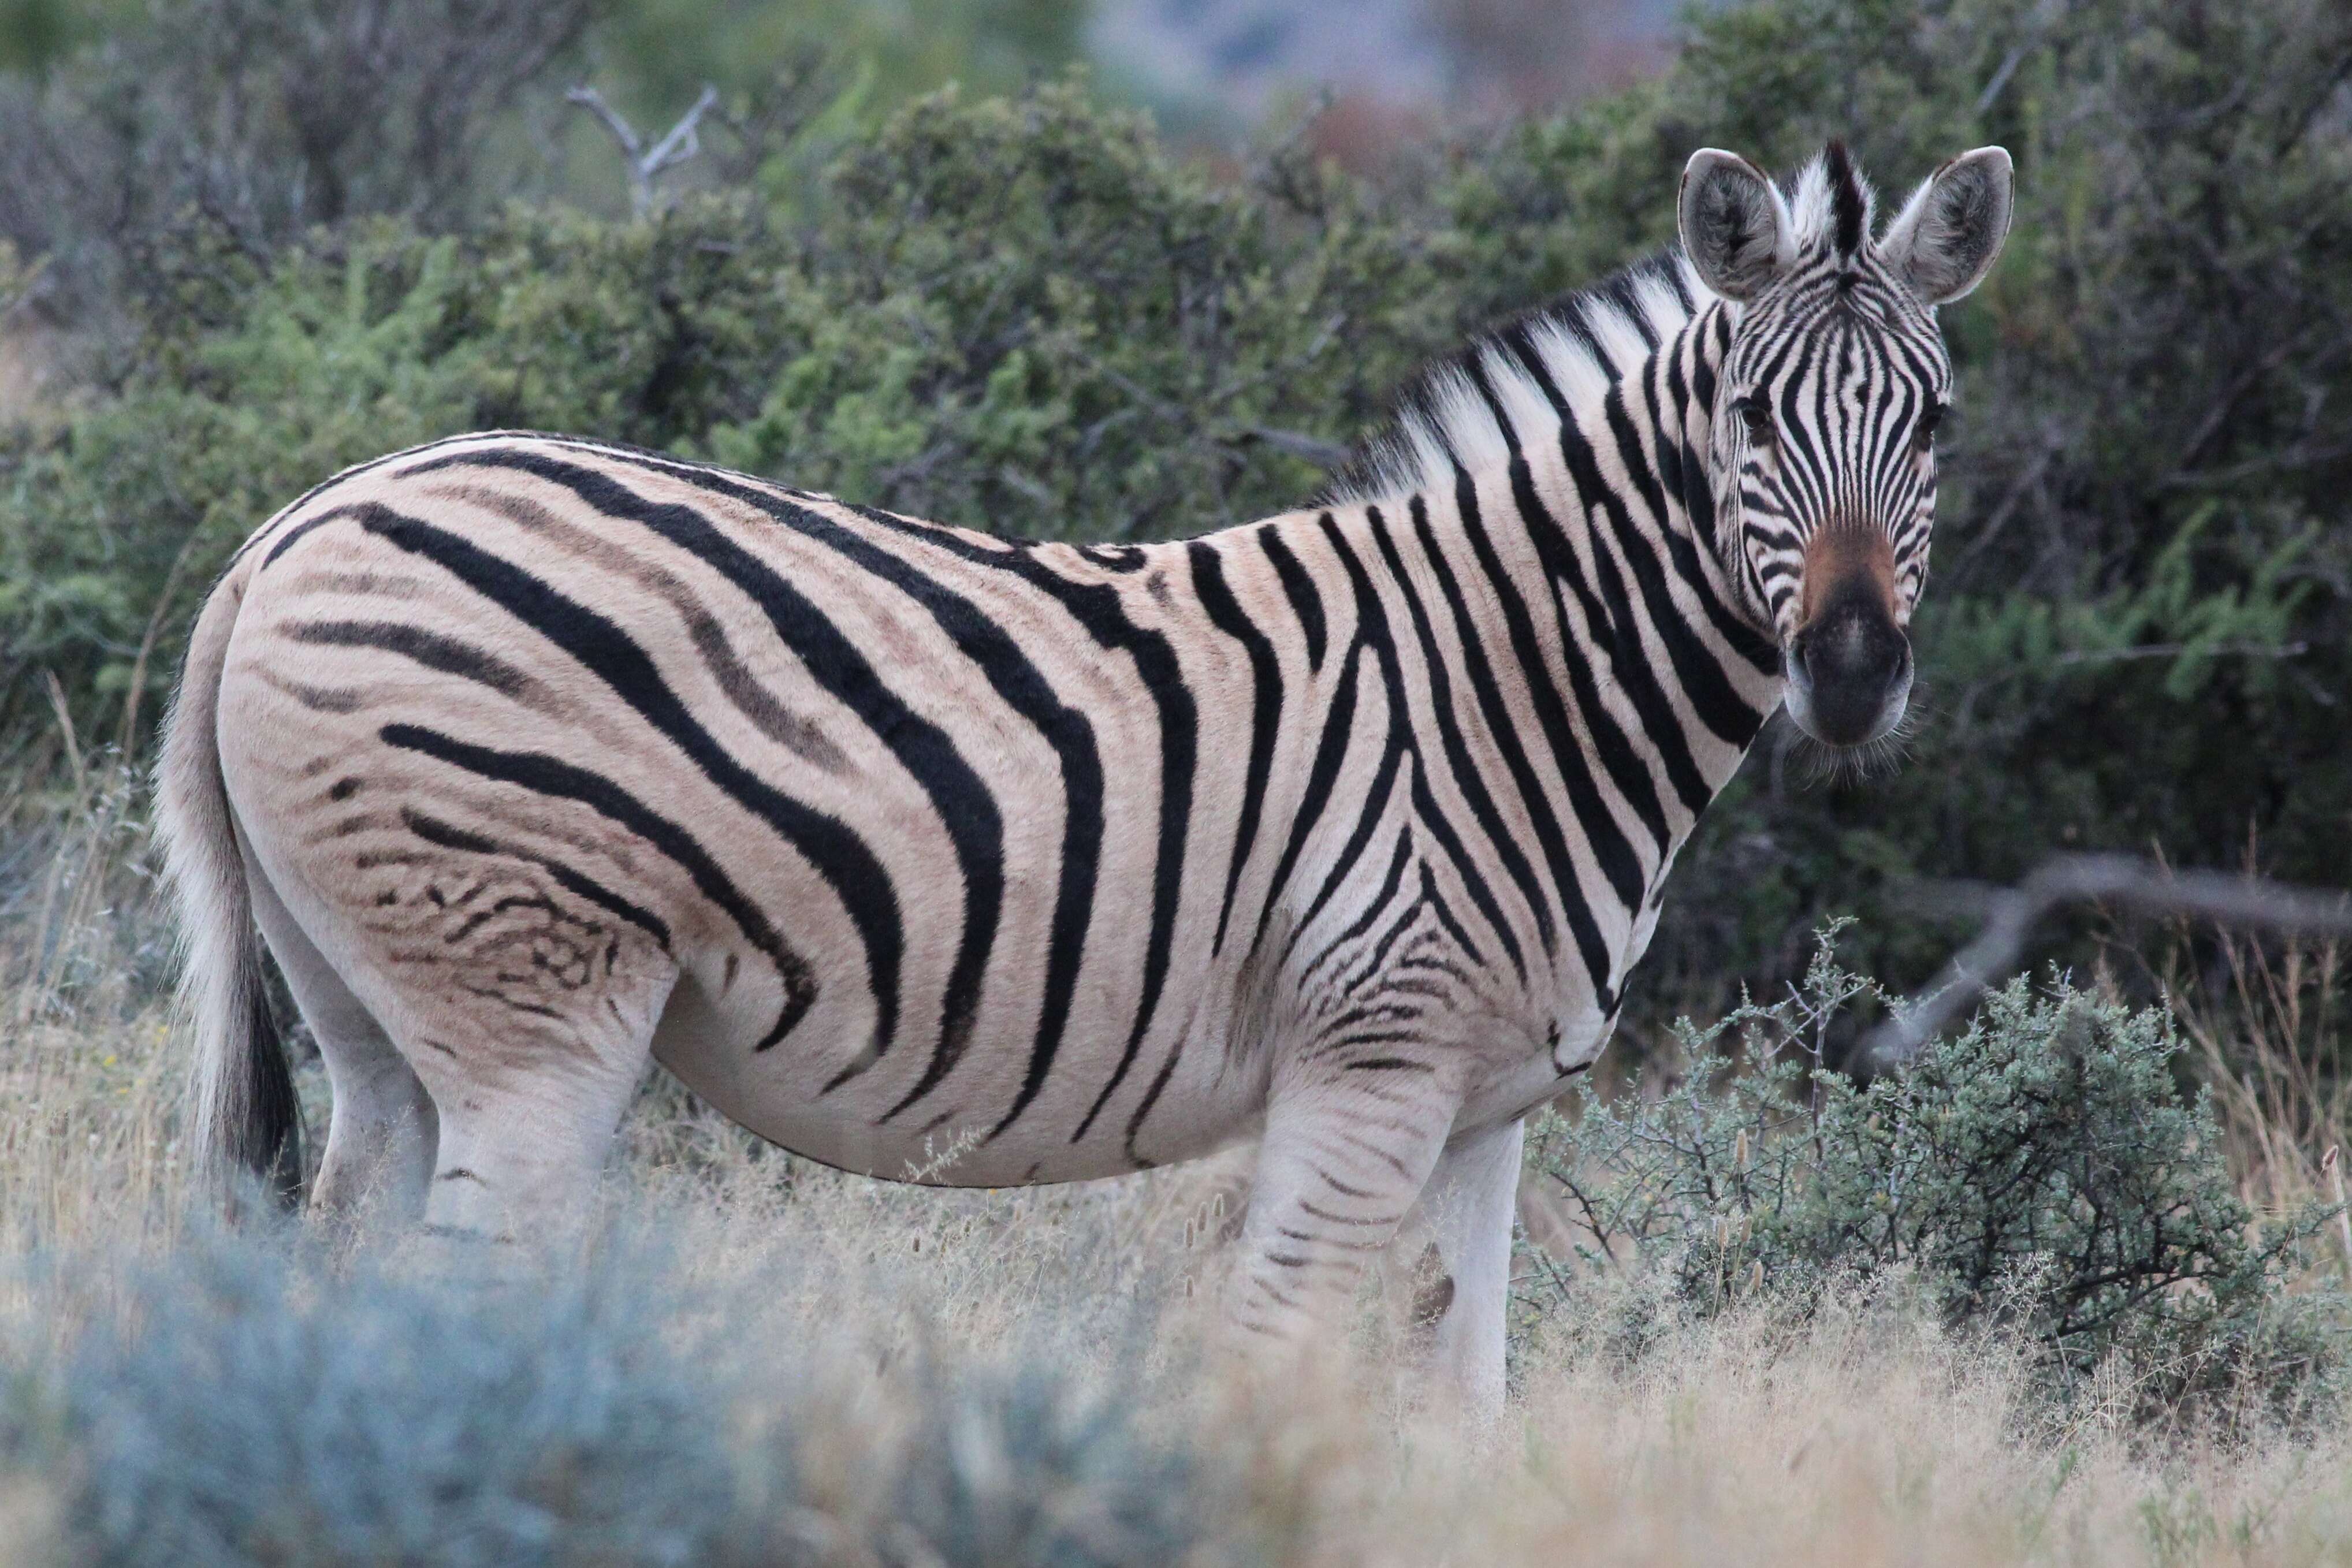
xmin=400 ymin=970 xmax=676 ymax=1254
xmin=244 ymin=849 xmax=436 ymax=1224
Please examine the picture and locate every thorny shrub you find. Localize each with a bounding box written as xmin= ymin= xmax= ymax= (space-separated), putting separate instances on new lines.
xmin=1520 ymin=929 xmax=2348 ymax=1433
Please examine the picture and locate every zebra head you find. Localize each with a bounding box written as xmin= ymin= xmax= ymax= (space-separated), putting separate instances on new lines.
xmin=1678 ymin=141 xmax=2014 ymax=750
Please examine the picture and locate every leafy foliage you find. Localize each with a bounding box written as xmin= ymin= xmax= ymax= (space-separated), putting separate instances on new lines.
xmin=0 ymin=203 xmax=798 ymax=728
xmin=1616 ymin=0 xmax=2352 ymax=1012
xmin=702 ymin=84 xmax=1431 ymax=534
xmin=1523 ymin=933 xmax=2345 ymax=1428
xmin=0 ymin=82 xmax=1455 ymax=744
xmin=0 ymin=0 xmax=2345 ymax=1023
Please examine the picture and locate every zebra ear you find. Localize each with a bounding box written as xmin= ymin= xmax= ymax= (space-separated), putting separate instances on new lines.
xmin=1878 ymin=147 xmax=2014 ymax=305
xmin=1678 ymin=148 xmax=1796 ymax=303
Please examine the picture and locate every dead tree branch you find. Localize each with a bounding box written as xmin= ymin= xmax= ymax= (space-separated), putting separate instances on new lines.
xmin=1239 ymin=425 xmax=1355 ymax=471
xmin=565 ymin=83 xmax=719 ymax=219
xmin=1866 ymin=855 xmax=2352 ymax=1066
xmin=2049 ymin=639 xmax=2309 ymax=668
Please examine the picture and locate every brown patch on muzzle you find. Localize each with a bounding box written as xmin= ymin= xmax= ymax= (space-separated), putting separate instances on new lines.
xmin=1799 ymin=527 xmax=1898 ymax=629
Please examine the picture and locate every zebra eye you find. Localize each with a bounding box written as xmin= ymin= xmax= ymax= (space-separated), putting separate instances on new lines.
xmin=1915 ymin=403 xmax=1946 ymax=452
xmin=1735 ymin=397 xmax=1775 ymax=448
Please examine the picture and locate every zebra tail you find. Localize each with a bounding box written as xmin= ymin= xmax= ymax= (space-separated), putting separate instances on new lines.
xmin=155 ymin=561 xmax=303 ymax=1211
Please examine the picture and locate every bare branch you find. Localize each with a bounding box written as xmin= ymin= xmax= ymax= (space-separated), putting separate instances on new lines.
xmin=1949 ymin=430 xmax=2059 ymax=576
xmin=2048 ymin=639 xmax=2309 ymax=668
xmin=1867 ymin=855 xmax=2352 ymax=1067
xmin=641 ymin=84 xmax=720 ymax=180
xmin=1973 ymin=0 xmax=2066 ymax=114
xmin=1238 ymin=425 xmax=1355 ymax=471
xmin=565 ymin=83 xmax=719 ymax=219
xmin=564 ymin=84 xmax=643 ymax=161
xmin=699 ymin=51 xmax=832 ymax=186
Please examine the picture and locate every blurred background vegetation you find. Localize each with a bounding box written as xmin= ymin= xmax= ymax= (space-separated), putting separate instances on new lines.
xmin=0 ymin=0 xmax=2344 ymax=1066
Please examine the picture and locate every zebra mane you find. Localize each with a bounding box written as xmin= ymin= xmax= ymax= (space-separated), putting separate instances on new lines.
xmin=1794 ymin=140 xmax=1878 ymax=265
xmin=1326 ymin=249 xmax=1711 ymax=508
xmin=1332 ymin=146 xmax=1881 ymax=509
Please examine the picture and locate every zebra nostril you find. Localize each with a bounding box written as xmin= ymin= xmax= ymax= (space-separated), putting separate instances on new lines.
xmin=1789 ymin=627 xmax=1815 ymax=682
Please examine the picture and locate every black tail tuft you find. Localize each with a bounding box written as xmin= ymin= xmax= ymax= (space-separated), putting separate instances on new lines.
xmin=236 ymin=969 xmax=304 ymax=1209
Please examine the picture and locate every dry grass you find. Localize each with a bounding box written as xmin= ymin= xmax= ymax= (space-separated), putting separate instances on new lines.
xmin=5 ymin=787 xmax=2352 ymax=1565
xmin=2102 ymin=837 xmax=2352 ymax=1221
xmin=2168 ymin=928 xmax=2350 ymax=1221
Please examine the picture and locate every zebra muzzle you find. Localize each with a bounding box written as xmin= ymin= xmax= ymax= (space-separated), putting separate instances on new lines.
xmin=1785 ymin=526 xmax=1911 ymax=748
xmin=1785 ymin=583 xmax=1911 ymax=748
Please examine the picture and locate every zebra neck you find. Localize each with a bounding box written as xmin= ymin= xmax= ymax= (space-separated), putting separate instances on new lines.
xmin=1462 ymin=300 xmax=1783 ymax=843
xmin=1659 ymin=303 xmax=1761 ymax=641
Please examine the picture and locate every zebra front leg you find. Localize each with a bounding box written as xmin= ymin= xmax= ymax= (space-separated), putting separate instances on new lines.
xmin=1229 ymin=1067 xmax=1463 ymax=1366
xmin=1416 ymin=1115 xmax=1524 ymax=1420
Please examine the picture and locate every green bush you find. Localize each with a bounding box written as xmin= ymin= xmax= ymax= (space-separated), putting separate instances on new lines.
xmin=0 ymin=82 xmax=1450 ymax=748
xmin=1521 ymin=933 xmax=2346 ymax=1430
xmin=700 ymin=84 xmax=1432 ymax=534
xmin=3 ymin=0 xmax=2347 ymax=1027
xmin=0 ymin=202 xmax=798 ymax=736
xmin=1401 ymin=0 xmax=2352 ymax=1016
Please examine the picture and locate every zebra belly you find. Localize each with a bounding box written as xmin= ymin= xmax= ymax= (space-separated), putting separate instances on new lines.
xmin=646 ymin=966 xmax=1259 ymax=1186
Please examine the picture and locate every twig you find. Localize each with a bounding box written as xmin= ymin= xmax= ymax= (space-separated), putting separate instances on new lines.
xmin=1975 ymin=44 xmax=2031 ymax=114
xmin=117 ymin=525 xmax=208 ymax=761
xmin=1238 ymin=425 xmax=1356 ymax=471
xmin=1551 ymin=1172 xmax=1621 ymax=1269
xmin=2048 ymin=639 xmax=2309 ymax=668
xmin=1974 ymin=0 xmax=2066 ymax=114
xmin=2326 ymin=1145 xmax=2352 ymax=1284
xmin=1950 ymin=435 xmax=2057 ymax=575
xmin=565 ymin=83 xmax=720 ymax=219
xmin=42 ymin=671 xmax=85 ymax=802
xmin=1866 ymin=855 xmax=2352 ymax=1065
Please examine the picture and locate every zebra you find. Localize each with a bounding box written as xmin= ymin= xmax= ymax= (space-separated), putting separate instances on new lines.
xmin=157 ymin=140 xmax=2011 ymax=1414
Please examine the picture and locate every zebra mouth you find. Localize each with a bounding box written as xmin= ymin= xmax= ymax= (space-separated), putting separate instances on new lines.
xmin=1783 ymin=613 xmax=1913 ymax=750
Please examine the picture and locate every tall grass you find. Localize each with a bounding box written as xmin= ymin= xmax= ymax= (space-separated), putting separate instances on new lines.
xmin=5 ymin=764 xmax=2352 ymax=1565
xmin=0 ymin=732 xmax=184 ymax=1254
xmin=2168 ymin=928 xmax=2350 ymax=1223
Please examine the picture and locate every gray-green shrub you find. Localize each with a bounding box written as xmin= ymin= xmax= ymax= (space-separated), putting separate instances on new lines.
xmin=10 ymin=1236 xmax=733 ymax=1566
xmin=0 ymin=1228 xmax=1224 ymax=1567
xmin=1521 ymin=935 xmax=2346 ymax=1431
